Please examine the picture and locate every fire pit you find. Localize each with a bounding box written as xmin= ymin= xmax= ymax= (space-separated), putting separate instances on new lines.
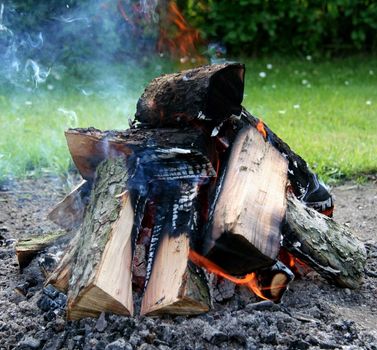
xmin=42 ymin=63 xmax=366 ymax=319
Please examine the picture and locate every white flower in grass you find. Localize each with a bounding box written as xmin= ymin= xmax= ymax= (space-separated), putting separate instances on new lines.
xmin=345 ymin=81 xmax=349 ymax=85
xmin=369 ymin=70 xmax=374 ymax=75
xmin=278 ymin=110 xmax=286 ymax=114
xmin=266 ymin=64 xmax=273 ymax=70
xmin=293 ymin=104 xmax=300 ymax=109
xmin=25 ymin=101 xmax=32 ymax=105
xmin=272 ymin=84 xmax=276 ymax=89
xmin=259 ymin=71 xmax=267 ymax=78
xmin=302 ymin=79 xmax=308 ymax=85
xmin=47 ymin=84 xmax=54 ymax=90
xmin=366 ymin=100 xmax=372 ymax=106
xmin=306 ymin=55 xmax=312 ymax=61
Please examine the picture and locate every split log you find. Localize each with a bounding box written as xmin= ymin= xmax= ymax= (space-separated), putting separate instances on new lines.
xmin=240 ymin=109 xmax=334 ymax=214
xmin=67 ymin=158 xmax=134 ymax=319
xmin=135 ymin=63 xmax=245 ymax=128
xmin=141 ymin=233 xmax=211 ymax=316
xmin=282 ymin=193 xmax=367 ymax=289
xmin=65 ymin=127 xmax=217 ymax=181
xmin=48 ymin=180 xmax=91 ymax=230
xmin=16 ymin=231 xmax=66 ymax=269
xmin=204 ymin=126 xmax=288 ymax=274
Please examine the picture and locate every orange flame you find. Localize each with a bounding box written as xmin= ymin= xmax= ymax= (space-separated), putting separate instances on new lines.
xmin=158 ymin=1 xmax=202 ymax=61
xmin=256 ymin=119 xmax=267 ymax=140
xmin=189 ymin=250 xmax=268 ymax=300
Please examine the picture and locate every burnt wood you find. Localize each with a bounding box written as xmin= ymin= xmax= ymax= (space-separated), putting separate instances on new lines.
xmin=65 ymin=127 xmax=217 ymax=181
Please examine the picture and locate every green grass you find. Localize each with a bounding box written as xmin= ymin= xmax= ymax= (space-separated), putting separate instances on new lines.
xmin=0 ymin=56 xmax=376 ymax=183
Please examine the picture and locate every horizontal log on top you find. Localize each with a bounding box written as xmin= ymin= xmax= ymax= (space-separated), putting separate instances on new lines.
xmin=65 ymin=127 xmax=217 ymax=180
xmin=135 ymin=63 xmax=245 ymax=128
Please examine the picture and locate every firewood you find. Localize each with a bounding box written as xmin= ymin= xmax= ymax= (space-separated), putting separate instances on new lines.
xmin=67 ymin=158 xmax=134 ymax=320
xmin=135 ymin=63 xmax=245 ymax=128
xmin=48 ymin=180 xmax=91 ymax=230
xmin=282 ymin=193 xmax=367 ymax=289
xmin=240 ymin=109 xmax=334 ymax=214
xmin=204 ymin=126 xmax=288 ymax=274
xmin=16 ymin=231 xmax=66 ymax=269
xmin=65 ymin=127 xmax=217 ymax=180
xmin=141 ymin=233 xmax=211 ymax=316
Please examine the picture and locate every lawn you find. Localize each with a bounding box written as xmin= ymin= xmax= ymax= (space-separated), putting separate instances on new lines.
xmin=0 ymin=56 xmax=376 ymax=183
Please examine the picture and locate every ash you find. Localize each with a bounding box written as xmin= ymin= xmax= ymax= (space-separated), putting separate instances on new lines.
xmin=1 ymin=177 xmax=377 ymax=350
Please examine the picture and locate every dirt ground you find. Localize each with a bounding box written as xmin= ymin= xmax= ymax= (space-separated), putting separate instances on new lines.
xmin=0 ymin=176 xmax=376 ymax=350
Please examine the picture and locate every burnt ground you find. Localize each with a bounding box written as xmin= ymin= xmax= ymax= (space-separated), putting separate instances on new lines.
xmin=0 ymin=176 xmax=377 ymax=350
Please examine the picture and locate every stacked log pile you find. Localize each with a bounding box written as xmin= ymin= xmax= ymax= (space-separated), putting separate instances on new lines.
xmin=39 ymin=63 xmax=366 ymax=319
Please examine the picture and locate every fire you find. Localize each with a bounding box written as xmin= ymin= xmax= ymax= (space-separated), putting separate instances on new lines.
xmin=279 ymin=249 xmax=311 ymax=277
xmin=256 ymin=119 xmax=267 ymax=140
xmin=189 ymin=250 xmax=269 ymax=300
xmin=157 ymin=1 xmax=202 ymax=62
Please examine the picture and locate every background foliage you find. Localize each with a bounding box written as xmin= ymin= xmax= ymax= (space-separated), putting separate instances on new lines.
xmin=183 ymin=0 xmax=377 ymax=56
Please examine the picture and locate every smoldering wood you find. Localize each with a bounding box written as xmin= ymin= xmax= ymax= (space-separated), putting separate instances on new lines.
xmin=204 ymin=126 xmax=288 ymax=275
xmin=65 ymin=127 xmax=217 ymax=181
xmin=48 ymin=180 xmax=91 ymax=230
xmin=16 ymin=231 xmax=66 ymax=269
xmin=282 ymin=193 xmax=367 ymax=289
xmin=135 ymin=63 xmax=245 ymax=128
xmin=67 ymin=158 xmax=134 ymax=320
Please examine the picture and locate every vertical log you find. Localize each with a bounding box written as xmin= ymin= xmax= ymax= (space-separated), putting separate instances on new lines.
xmin=67 ymin=158 xmax=134 ymax=320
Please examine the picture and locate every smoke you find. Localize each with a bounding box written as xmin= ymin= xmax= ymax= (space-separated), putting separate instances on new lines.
xmin=0 ymin=0 xmax=161 ymax=89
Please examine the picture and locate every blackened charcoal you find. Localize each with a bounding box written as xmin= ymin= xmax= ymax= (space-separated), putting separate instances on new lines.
xmin=37 ymin=295 xmax=59 ymax=312
xmin=55 ymin=293 xmax=67 ymax=308
xmin=43 ymin=285 xmax=59 ymax=299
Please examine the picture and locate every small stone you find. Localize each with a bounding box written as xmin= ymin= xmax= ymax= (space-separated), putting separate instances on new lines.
xmin=44 ymin=310 xmax=57 ymax=322
xmin=138 ymin=344 xmax=158 ymax=350
xmin=245 ymin=300 xmax=279 ymax=312
xmin=105 ymin=338 xmax=132 ymax=350
xmin=53 ymin=317 xmax=66 ymax=332
xmin=15 ymin=282 xmax=30 ymax=296
xmin=95 ymin=312 xmax=108 ymax=332
xmin=203 ymin=325 xmax=228 ymax=345
xmin=18 ymin=336 xmax=41 ymax=349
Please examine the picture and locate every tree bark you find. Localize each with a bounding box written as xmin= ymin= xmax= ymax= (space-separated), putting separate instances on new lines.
xmin=282 ymin=193 xmax=367 ymax=289
xmin=135 ymin=63 xmax=245 ymax=128
xmin=67 ymin=158 xmax=134 ymax=319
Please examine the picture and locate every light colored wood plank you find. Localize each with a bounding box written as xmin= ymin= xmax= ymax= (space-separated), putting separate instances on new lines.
xmin=141 ymin=233 xmax=210 ymax=316
xmin=206 ymin=126 xmax=288 ymax=272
